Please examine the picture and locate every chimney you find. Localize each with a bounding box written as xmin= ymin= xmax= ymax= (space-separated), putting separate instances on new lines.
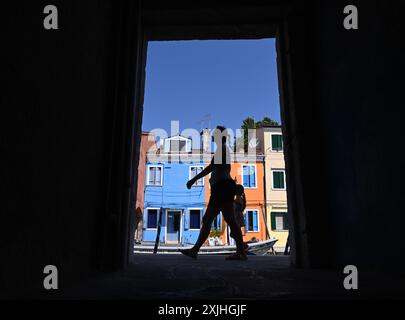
xmin=200 ymin=128 xmax=211 ymax=153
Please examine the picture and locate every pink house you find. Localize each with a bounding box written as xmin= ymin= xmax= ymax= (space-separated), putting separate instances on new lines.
xmin=134 ymin=132 xmax=156 ymax=242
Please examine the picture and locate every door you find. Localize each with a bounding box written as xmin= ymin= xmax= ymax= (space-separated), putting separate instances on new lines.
xmin=166 ymin=210 xmax=181 ymax=243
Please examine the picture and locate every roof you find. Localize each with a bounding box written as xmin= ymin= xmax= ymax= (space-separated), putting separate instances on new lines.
xmin=165 ymin=134 xmax=191 ymax=140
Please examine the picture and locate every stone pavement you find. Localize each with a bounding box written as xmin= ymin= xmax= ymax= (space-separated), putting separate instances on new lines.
xmin=50 ymin=254 xmax=405 ymax=300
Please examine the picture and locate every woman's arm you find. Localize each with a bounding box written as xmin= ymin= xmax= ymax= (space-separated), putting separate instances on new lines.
xmin=186 ymin=163 xmax=213 ymax=189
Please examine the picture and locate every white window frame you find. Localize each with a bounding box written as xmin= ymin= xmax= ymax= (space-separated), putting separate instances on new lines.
xmin=188 ymin=207 xmax=203 ymax=230
xmin=189 ymin=165 xmax=204 ymax=186
xmin=270 ymin=133 xmax=283 ymax=152
xmin=271 ymin=211 xmax=289 ymax=232
xmin=145 ymin=207 xmax=160 ymax=230
xmin=165 ymin=209 xmax=183 ymax=244
xmin=146 ymin=165 xmax=163 ymax=186
xmin=272 ymin=169 xmax=286 ymax=190
xmin=165 ymin=135 xmax=191 ymax=153
xmin=244 ymin=208 xmax=260 ymax=233
xmin=241 ymin=164 xmax=257 ymax=189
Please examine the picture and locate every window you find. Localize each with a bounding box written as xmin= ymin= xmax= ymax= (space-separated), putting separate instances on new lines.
xmin=189 ymin=166 xmax=204 ymax=186
xmin=271 ymin=134 xmax=283 ymax=151
xmin=242 ymin=165 xmax=256 ymax=188
xmin=272 ymin=170 xmax=285 ymax=189
xmin=245 ymin=210 xmax=259 ymax=232
xmin=189 ymin=209 xmax=201 ymax=229
xmin=170 ymin=139 xmax=187 ymax=152
xmin=147 ymin=165 xmax=163 ymax=186
xmin=271 ymin=212 xmax=289 ymax=231
xmin=147 ymin=209 xmax=159 ymax=228
xmin=211 ymin=214 xmax=222 ymax=230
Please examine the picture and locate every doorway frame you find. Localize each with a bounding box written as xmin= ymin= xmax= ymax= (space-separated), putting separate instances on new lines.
xmin=103 ymin=0 xmax=313 ymax=271
xmin=165 ymin=209 xmax=183 ymax=244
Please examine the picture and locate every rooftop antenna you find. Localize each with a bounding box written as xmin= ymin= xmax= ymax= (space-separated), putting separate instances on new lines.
xmin=197 ymin=113 xmax=212 ymax=131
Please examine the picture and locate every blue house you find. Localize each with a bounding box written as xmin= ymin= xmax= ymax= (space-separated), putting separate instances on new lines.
xmin=142 ymin=134 xmax=208 ymax=245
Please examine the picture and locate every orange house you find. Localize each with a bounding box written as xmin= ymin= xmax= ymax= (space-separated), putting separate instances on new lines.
xmin=205 ymin=156 xmax=268 ymax=245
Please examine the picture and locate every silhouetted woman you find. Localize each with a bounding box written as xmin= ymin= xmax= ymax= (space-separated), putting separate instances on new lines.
xmin=233 ymin=184 xmax=247 ymax=234
xmin=179 ymin=126 xmax=247 ymax=260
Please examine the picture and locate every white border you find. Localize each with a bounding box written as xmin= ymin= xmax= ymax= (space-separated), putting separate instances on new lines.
xmin=241 ymin=164 xmax=257 ymax=189
xmin=271 ymin=169 xmax=286 ymax=190
xmin=270 ymin=133 xmax=283 ymax=152
xmin=165 ymin=135 xmax=191 ymax=153
xmin=271 ymin=211 xmax=288 ymax=231
xmin=165 ymin=209 xmax=183 ymax=244
xmin=244 ymin=208 xmax=260 ymax=232
xmin=146 ymin=164 xmax=164 ymax=186
xmin=189 ymin=165 xmax=205 ymax=186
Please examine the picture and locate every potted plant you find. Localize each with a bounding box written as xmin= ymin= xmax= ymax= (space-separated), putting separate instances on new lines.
xmin=208 ymin=228 xmax=222 ymax=246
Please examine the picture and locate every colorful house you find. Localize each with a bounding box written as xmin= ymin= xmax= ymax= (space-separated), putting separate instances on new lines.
xmin=142 ymin=134 xmax=207 ymax=245
xmin=134 ymin=132 xmax=157 ymax=242
xmin=141 ymin=128 xmax=285 ymax=250
xmin=257 ymin=126 xmax=289 ymax=252
xmin=205 ymin=155 xmax=269 ymax=245
xmin=199 ymin=129 xmax=269 ymax=245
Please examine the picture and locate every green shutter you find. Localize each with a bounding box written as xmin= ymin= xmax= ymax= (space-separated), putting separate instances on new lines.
xmin=273 ymin=171 xmax=285 ymax=189
xmin=271 ymin=212 xmax=289 ymax=230
xmin=273 ymin=172 xmax=278 ymax=188
xmin=271 ymin=212 xmax=276 ymax=231
xmin=284 ymin=212 xmax=289 ymax=230
xmin=280 ymin=172 xmax=285 ymax=188
xmin=272 ymin=135 xmax=283 ymax=151
xmin=273 ymin=172 xmax=279 ymax=188
xmin=271 ymin=135 xmax=278 ymax=150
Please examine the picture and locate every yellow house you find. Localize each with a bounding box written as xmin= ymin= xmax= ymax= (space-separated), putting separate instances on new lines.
xmin=257 ymin=126 xmax=289 ymax=253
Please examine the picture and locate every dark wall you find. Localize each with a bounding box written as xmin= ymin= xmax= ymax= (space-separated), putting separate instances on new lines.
xmin=0 ymin=1 xmax=135 ymax=296
xmin=285 ymin=0 xmax=405 ymax=271
xmin=316 ymin=1 xmax=405 ymax=271
xmin=1 ymin=0 xmax=404 ymax=297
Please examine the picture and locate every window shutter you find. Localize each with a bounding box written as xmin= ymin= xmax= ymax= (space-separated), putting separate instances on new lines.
xmin=148 ymin=167 xmax=153 ymax=185
xmin=272 ymin=135 xmax=283 ymax=151
xmin=280 ymin=172 xmax=285 ymax=189
xmin=284 ymin=212 xmax=289 ymax=230
xmin=184 ymin=210 xmax=190 ymax=230
xmin=217 ymin=215 xmax=222 ymax=229
xmin=243 ymin=166 xmax=249 ymax=187
xmin=253 ymin=211 xmax=258 ymax=231
xmin=251 ymin=167 xmax=256 ymax=187
xmin=271 ymin=212 xmax=276 ymax=231
xmin=245 ymin=211 xmax=249 ymax=229
xmin=274 ymin=171 xmax=284 ymax=189
xmin=197 ymin=167 xmax=203 ymax=185
xmin=190 ymin=167 xmax=195 ymax=179
xmin=143 ymin=209 xmax=148 ymax=228
xmin=156 ymin=167 xmax=162 ymax=185
xmin=272 ymin=135 xmax=278 ymax=150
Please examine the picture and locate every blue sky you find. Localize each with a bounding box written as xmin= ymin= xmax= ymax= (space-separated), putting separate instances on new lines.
xmin=142 ymin=39 xmax=280 ymax=135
